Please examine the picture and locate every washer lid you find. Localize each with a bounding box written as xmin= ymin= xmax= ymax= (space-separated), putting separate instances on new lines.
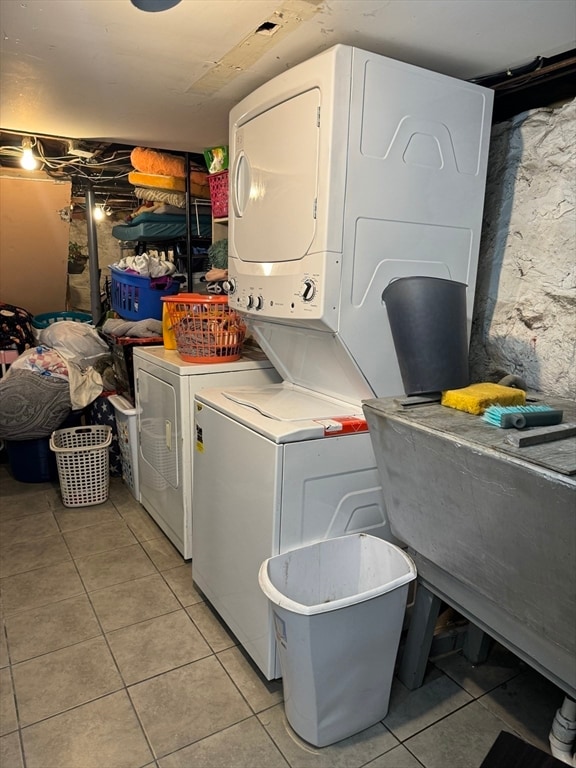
xmin=196 ymin=383 xmax=366 ymax=443
xmin=223 ymin=382 xmax=358 ymax=422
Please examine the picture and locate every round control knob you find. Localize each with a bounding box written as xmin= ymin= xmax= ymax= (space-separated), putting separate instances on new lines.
xmin=246 ymin=295 xmax=254 ymax=309
xmin=254 ymin=296 xmax=264 ymax=310
xmin=301 ymin=279 xmax=316 ymax=301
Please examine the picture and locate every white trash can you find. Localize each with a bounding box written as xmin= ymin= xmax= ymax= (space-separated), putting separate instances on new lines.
xmin=258 ymin=533 xmax=416 ymax=747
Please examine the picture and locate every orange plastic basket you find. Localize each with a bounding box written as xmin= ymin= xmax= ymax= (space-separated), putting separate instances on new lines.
xmin=161 ymin=294 xmax=246 ymax=363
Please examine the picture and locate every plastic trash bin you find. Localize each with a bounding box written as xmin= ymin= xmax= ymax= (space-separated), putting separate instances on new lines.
xmin=259 ymin=533 xmax=416 ymax=747
xmin=382 ymin=276 xmax=469 ymax=395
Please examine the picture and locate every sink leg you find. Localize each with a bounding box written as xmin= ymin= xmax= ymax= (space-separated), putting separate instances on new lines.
xmin=464 ymin=622 xmax=493 ymax=664
xmin=398 ymin=583 xmax=442 ymax=690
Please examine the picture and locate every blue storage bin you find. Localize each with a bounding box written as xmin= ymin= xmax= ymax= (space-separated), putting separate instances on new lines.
xmin=32 ymin=311 xmax=93 ymax=330
xmin=6 ymin=437 xmax=58 ymax=482
xmin=110 ymin=267 xmax=180 ymax=321
xmin=5 ymin=410 xmax=85 ymax=483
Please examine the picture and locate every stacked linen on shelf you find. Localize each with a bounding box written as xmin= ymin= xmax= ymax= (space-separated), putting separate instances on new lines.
xmin=113 ymin=147 xmax=213 ymax=242
xmin=114 ymin=147 xmax=213 ymax=290
xmin=128 ymin=146 xmax=210 ymax=203
xmin=111 ymin=209 xmax=190 ymax=242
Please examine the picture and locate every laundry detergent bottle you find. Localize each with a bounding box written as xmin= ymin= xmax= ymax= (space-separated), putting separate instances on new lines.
xmin=162 ymin=302 xmax=177 ymax=350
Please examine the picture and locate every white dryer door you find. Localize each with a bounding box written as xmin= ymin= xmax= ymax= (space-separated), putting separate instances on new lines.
xmin=231 ymin=88 xmax=319 ymax=265
xmin=138 ymin=370 xmax=179 ymax=489
xmin=137 ymin=369 xmax=185 ymax=556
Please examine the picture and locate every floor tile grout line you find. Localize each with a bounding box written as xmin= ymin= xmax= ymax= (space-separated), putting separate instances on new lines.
xmin=4 ymin=487 xmax=157 ymax=756
xmin=73 ymin=547 xmax=158 ymax=592
xmin=0 ymin=547 xmax=74 ymax=581
xmin=395 ymin=695 xmax=494 ymax=746
xmin=104 ymin=605 xmax=191 ymax=639
xmin=78 ymin=496 xmax=206 ymax=684
xmin=123 ymin=677 xmax=172 ymax=763
xmin=185 ymin=600 xmax=239 ymax=656
xmin=361 ymin=740 xmax=428 ymax=768
xmin=212 ymin=645 xmax=266 ymax=717
xmin=15 ymin=685 xmax=132 ymax=733
xmin=5 ymin=630 xmax=25 ymax=749
xmin=12 ymin=608 xmax=218 ymax=758
xmin=157 ymin=569 xmax=200 ymax=611
xmin=210 ymin=657 xmax=297 ymax=767
xmin=214 ymin=643 xmax=284 ymax=714
xmin=355 ymin=740 xmax=406 ymax=768
xmin=0 ymin=509 xmax=61 ymax=548
xmin=431 ymin=658 xmax=526 ymax=698
xmin=15 ymin=478 xmax=335 ymax=757
xmin=154 ymin=713 xmax=278 ymax=767
xmin=18 ymin=727 xmax=29 ymax=768
xmin=5 ymin=623 xmax=103 ymax=668
xmin=473 ymin=687 xmax=553 ymax=739
xmin=80 ymin=500 xmax=163 ymax=651
xmin=7 ymin=488 xmax=159 ymax=763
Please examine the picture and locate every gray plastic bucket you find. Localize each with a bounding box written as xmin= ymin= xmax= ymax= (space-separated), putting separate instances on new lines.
xmin=382 ymin=276 xmax=469 ymax=395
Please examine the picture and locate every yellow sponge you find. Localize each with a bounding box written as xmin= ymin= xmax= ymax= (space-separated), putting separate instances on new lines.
xmin=441 ymin=382 xmax=526 ymax=415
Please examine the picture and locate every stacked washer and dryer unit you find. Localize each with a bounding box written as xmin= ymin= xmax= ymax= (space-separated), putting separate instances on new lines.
xmin=192 ymin=44 xmax=494 ymax=679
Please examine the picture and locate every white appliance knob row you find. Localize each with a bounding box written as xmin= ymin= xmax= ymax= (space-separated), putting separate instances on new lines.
xmin=246 ymin=294 xmax=264 ymax=310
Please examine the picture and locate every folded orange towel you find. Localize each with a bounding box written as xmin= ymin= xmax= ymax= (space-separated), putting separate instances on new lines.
xmin=131 ymin=147 xmax=188 ymax=178
xmin=128 ymin=171 xmax=210 ymax=199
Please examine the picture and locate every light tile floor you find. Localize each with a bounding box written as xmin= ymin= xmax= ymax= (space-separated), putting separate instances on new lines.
xmin=0 ymin=465 xmax=565 ymax=768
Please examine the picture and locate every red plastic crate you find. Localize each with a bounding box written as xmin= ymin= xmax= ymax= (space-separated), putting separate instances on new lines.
xmin=208 ymin=170 xmax=228 ymax=218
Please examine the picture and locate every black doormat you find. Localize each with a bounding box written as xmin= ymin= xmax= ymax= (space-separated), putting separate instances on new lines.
xmin=480 ymin=731 xmax=566 ymax=768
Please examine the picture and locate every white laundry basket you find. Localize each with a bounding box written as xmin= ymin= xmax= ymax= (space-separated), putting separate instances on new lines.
xmin=108 ymin=394 xmax=140 ymax=500
xmin=259 ymin=533 xmax=416 ymax=747
xmin=50 ymin=425 xmax=112 ymax=507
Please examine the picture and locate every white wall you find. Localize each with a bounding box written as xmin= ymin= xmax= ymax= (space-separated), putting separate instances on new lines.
xmin=470 ymin=97 xmax=576 ymax=398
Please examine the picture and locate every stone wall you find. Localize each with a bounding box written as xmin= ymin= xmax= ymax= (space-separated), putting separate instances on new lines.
xmin=470 ymin=98 xmax=576 ymax=398
xmin=67 ymin=215 xmax=124 ymax=312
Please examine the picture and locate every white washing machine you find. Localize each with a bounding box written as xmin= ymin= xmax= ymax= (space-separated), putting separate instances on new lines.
xmin=194 ymin=384 xmax=391 ymax=679
xmin=192 ymin=44 xmax=493 ymax=679
xmin=133 ymin=346 xmax=280 ymax=559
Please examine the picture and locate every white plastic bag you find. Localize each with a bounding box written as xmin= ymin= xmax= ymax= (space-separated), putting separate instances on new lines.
xmin=38 ymin=321 xmax=109 ymax=368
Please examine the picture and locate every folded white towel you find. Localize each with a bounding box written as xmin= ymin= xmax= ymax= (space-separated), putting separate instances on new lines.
xmin=114 ymin=253 xmax=176 ymax=278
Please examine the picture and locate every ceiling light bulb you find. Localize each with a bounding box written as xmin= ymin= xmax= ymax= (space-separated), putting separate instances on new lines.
xmin=20 ymin=138 xmax=38 ymax=170
xmin=93 ymin=206 xmax=105 ymax=221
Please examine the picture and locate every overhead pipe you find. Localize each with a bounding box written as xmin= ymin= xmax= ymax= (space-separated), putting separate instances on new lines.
xmin=84 ymin=182 xmax=102 ymax=325
xmin=549 ymin=696 xmax=576 ymax=766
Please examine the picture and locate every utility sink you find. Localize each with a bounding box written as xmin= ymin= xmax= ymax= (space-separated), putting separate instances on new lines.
xmin=362 ymin=395 xmax=576 ymax=697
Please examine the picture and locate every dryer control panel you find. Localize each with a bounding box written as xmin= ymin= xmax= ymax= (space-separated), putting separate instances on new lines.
xmin=228 ymin=250 xmax=341 ymax=332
